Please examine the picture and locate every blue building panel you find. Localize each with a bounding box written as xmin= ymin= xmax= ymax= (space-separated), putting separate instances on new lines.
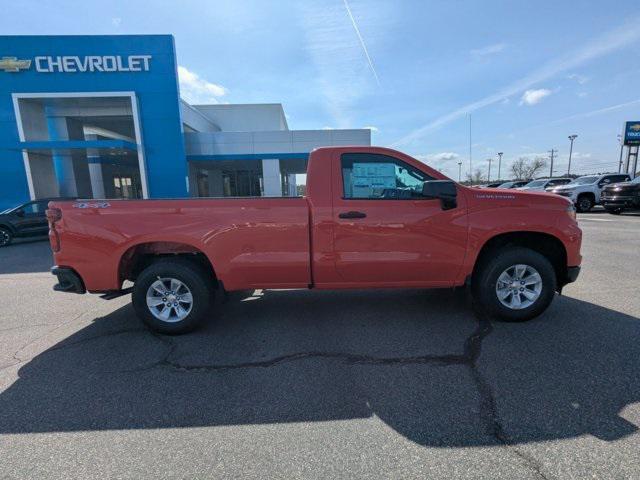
xmin=0 ymin=34 xmax=187 ymax=209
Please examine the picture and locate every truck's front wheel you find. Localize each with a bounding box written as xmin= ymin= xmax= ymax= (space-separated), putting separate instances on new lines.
xmin=132 ymin=258 xmax=213 ymax=334
xmin=473 ymin=247 xmax=557 ymax=322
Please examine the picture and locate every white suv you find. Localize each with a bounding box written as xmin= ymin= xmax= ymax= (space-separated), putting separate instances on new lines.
xmin=517 ymin=178 xmax=572 ymax=191
xmin=549 ymin=173 xmax=631 ymax=212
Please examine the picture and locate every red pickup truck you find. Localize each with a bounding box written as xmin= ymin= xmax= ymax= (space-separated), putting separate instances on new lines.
xmin=48 ymin=146 xmax=582 ymax=334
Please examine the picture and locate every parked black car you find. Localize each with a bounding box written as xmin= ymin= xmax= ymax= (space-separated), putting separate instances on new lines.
xmin=0 ymin=198 xmax=73 ymax=247
xmin=601 ymin=177 xmax=640 ymax=214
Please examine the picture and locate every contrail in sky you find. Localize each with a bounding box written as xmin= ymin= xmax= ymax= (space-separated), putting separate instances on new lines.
xmin=343 ymin=0 xmax=380 ymax=86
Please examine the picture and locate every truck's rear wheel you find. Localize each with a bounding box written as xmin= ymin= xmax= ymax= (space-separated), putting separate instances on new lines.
xmin=473 ymin=247 xmax=557 ymax=322
xmin=132 ymin=258 xmax=213 ymax=334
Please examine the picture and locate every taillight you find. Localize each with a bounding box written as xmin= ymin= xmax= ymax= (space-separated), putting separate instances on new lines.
xmin=47 ymin=207 xmax=62 ymax=252
xmin=566 ymin=204 xmax=576 ymax=221
xmin=46 ymin=207 xmax=62 ymax=223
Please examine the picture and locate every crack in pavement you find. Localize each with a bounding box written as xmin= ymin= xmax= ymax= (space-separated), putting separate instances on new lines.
xmin=0 ymin=301 xmax=552 ymax=479
xmin=140 ymin=306 xmax=550 ymax=479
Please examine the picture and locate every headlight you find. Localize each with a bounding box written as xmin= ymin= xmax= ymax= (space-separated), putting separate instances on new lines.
xmin=567 ymin=204 xmax=576 ymax=220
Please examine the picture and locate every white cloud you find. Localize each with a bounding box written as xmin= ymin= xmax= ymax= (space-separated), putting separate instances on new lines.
xmin=470 ymin=43 xmax=506 ymax=57
xmin=394 ymin=16 xmax=640 ymax=147
xmin=425 ymin=152 xmax=460 ymax=162
xmin=178 ymin=65 xmax=227 ymax=105
xmin=520 ymin=88 xmax=552 ymax=106
xmin=567 ymin=73 xmax=589 ymax=84
xmin=363 ymin=125 xmax=379 ymax=132
xmin=111 ymin=17 xmax=121 ymax=27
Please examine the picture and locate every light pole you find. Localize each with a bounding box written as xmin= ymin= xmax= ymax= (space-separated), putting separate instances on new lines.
xmin=487 ymin=158 xmax=492 ymax=182
xmin=497 ymin=152 xmax=503 ymax=181
xmin=618 ymin=134 xmax=624 ymax=173
xmin=458 ymin=161 xmax=462 ymax=182
xmin=567 ymin=134 xmax=578 ymax=175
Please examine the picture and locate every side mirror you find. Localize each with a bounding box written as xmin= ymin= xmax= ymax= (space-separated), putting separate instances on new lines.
xmin=14 ymin=209 xmax=25 ymax=217
xmin=422 ymin=180 xmax=457 ymax=210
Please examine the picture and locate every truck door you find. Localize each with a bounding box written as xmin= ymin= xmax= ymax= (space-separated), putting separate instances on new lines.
xmin=330 ymin=152 xmax=467 ymax=286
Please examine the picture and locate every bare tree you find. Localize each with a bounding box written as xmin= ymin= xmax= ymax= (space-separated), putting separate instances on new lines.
xmin=465 ymin=168 xmax=485 ymax=184
xmin=510 ymin=157 xmax=548 ymax=180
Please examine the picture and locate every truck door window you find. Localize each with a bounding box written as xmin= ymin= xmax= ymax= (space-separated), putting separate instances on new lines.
xmin=341 ymin=153 xmax=434 ymax=199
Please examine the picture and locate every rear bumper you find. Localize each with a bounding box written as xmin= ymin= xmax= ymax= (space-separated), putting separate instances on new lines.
xmin=565 ymin=266 xmax=581 ymax=284
xmin=51 ymin=266 xmax=86 ymax=294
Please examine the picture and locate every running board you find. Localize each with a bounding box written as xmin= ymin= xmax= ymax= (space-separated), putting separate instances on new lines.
xmin=99 ymin=287 xmax=133 ymax=300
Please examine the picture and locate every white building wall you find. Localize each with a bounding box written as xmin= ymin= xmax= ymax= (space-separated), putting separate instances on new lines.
xmin=192 ymin=104 xmax=288 ymax=132
xmin=184 ymin=129 xmax=371 ymax=157
xmin=261 ymin=159 xmax=282 ymax=196
xmin=180 ymin=100 xmax=220 ymax=132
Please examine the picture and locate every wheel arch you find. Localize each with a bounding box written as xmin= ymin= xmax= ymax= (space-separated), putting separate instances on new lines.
xmin=471 ymin=231 xmax=568 ymax=288
xmin=118 ymin=241 xmax=218 ymax=288
xmin=0 ymin=223 xmax=16 ymax=234
xmin=577 ymin=191 xmax=596 ymax=201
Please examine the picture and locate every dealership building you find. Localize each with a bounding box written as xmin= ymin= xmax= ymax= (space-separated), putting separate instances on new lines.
xmin=0 ymin=35 xmax=370 ymax=210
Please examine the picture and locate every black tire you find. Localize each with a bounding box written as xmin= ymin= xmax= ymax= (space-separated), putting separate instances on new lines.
xmin=132 ymin=258 xmax=214 ymax=334
xmin=576 ymin=195 xmax=594 ymax=213
xmin=472 ymin=247 xmax=557 ymax=322
xmin=0 ymin=228 xmax=12 ymax=247
xmin=604 ymin=207 xmax=623 ymax=215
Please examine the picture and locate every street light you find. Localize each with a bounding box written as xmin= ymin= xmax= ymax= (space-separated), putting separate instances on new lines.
xmin=458 ymin=160 xmax=462 ymax=182
xmin=567 ymin=134 xmax=578 ymax=175
xmin=497 ymin=152 xmax=503 ymax=181
xmin=487 ymin=158 xmax=493 ymax=181
xmin=618 ymin=134 xmax=624 ymax=173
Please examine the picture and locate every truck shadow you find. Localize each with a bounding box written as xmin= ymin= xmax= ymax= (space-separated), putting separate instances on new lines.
xmin=0 ymin=289 xmax=638 ymax=447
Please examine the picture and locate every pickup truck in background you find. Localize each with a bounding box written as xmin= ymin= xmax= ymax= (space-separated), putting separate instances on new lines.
xmin=601 ymin=176 xmax=640 ymax=214
xmin=48 ymin=146 xmax=582 ymax=334
xmin=548 ymin=173 xmax=631 ymax=212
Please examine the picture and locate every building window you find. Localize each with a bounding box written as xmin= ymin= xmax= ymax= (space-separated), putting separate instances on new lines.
xmin=222 ymin=169 xmax=262 ymax=197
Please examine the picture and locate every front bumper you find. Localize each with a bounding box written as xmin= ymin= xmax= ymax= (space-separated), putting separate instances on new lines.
xmin=555 ymin=191 xmax=577 ymax=201
xmin=601 ymin=195 xmax=640 ymax=208
xmin=52 ymin=266 xmax=86 ymax=294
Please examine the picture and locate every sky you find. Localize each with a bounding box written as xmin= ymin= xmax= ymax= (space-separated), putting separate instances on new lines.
xmin=3 ymin=0 xmax=640 ymax=180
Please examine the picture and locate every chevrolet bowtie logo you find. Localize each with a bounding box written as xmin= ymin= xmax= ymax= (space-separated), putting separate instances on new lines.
xmin=630 ymin=124 xmax=640 ymax=132
xmin=0 ymin=56 xmax=31 ymax=72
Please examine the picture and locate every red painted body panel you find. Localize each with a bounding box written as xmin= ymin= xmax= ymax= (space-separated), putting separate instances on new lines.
xmin=49 ymin=146 xmax=582 ymax=293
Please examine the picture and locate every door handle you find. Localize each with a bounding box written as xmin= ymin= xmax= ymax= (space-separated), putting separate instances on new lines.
xmin=339 ymin=211 xmax=367 ymax=219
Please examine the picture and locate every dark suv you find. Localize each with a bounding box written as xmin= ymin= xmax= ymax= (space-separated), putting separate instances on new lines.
xmin=0 ymin=198 xmax=72 ymax=247
xmin=601 ymin=176 xmax=640 ymax=214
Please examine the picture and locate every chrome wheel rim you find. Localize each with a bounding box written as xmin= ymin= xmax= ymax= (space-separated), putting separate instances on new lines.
xmin=495 ymin=264 xmax=542 ymax=310
xmin=146 ymin=277 xmax=193 ymax=323
xmin=0 ymin=230 xmax=9 ymax=246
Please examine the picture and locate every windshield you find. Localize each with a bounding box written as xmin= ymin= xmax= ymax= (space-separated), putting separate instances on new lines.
xmin=498 ymin=182 xmax=513 ymax=188
xmin=568 ymin=176 xmax=598 ymax=185
xmin=523 ymin=180 xmax=547 ymax=187
xmin=0 ymin=206 xmax=19 ymax=215
xmin=631 ymin=176 xmax=640 ymax=184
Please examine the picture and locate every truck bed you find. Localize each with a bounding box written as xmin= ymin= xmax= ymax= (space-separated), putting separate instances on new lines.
xmin=49 ymin=197 xmax=311 ymax=292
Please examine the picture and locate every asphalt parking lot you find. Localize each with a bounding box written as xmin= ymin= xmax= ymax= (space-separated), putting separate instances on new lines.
xmin=0 ymin=211 xmax=639 ymax=479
